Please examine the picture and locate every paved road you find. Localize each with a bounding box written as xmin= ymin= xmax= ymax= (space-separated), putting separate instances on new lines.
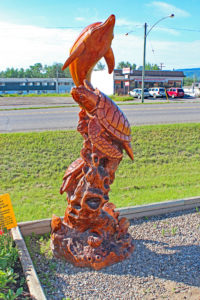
xmin=0 ymin=103 xmax=200 ymax=133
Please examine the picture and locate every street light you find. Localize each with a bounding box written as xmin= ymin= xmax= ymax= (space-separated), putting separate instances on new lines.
xmin=141 ymin=14 xmax=174 ymax=103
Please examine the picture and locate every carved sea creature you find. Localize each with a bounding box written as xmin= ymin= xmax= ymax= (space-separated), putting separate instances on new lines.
xmin=62 ymin=15 xmax=115 ymax=86
xmin=71 ymin=80 xmax=134 ymax=160
xmin=60 ymin=157 xmax=84 ymax=194
xmin=52 ymin=14 xmax=135 ymax=270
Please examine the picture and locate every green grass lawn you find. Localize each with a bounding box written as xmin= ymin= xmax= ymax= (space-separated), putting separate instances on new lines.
xmin=0 ymin=93 xmax=131 ymax=101
xmin=0 ymin=123 xmax=200 ymax=222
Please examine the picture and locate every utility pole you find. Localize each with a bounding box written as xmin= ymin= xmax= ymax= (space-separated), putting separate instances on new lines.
xmin=141 ymin=14 xmax=174 ymax=104
xmin=141 ymin=23 xmax=147 ymax=104
xmin=56 ymin=64 xmax=59 ymax=94
xmin=160 ymin=63 xmax=165 ymax=70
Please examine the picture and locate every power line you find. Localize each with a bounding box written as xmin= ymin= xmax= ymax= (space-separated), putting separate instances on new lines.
xmin=2 ymin=23 xmax=200 ymax=34
xmin=159 ymin=26 xmax=200 ymax=33
xmin=142 ymin=23 xmax=200 ymax=33
xmin=42 ymin=25 xmax=200 ymax=32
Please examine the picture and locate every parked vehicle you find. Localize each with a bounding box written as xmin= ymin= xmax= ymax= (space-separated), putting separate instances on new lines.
xmin=129 ymin=88 xmax=150 ymax=99
xmin=148 ymin=87 xmax=166 ymax=98
xmin=167 ymin=88 xmax=184 ymax=98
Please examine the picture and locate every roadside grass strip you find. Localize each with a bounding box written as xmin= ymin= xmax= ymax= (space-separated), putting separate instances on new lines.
xmin=0 ymin=123 xmax=199 ymax=222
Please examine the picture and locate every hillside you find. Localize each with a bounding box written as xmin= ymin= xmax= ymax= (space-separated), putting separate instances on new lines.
xmin=176 ymin=68 xmax=200 ymax=79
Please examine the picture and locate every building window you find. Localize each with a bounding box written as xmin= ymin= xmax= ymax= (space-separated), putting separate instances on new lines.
xmin=34 ymin=82 xmax=40 ymax=86
xmin=168 ymin=81 xmax=176 ymax=87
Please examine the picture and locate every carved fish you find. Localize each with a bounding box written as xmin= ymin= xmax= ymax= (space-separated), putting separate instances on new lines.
xmin=62 ymin=15 xmax=115 ymax=86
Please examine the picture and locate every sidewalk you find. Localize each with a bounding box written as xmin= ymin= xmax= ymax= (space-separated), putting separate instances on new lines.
xmin=0 ymin=96 xmax=75 ymax=109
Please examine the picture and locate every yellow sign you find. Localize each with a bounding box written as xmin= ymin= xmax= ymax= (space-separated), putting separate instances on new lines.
xmin=0 ymin=193 xmax=17 ymax=230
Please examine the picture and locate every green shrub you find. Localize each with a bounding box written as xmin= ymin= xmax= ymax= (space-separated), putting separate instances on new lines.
xmin=0 ymin=229 xmax=23 ymax=299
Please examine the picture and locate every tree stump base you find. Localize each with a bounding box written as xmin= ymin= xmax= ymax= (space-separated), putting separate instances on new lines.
xmin=51 ymin=203 xmax=134 ymax=270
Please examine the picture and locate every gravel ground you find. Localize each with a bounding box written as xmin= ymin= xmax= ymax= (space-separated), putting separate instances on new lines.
xmin=34 ymin=208 xmax=200 ymax=300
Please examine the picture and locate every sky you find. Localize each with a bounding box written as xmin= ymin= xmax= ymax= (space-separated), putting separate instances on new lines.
xmin=0 ymin=0 xmax=200 ymax=71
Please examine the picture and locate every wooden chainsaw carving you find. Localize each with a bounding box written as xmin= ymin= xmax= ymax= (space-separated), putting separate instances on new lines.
xmin=51 ymin=15 xmax=134 ymax=270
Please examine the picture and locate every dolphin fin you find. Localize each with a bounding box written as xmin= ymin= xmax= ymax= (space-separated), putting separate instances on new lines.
xmin=62 ymin=43 xmax=85 ymax=71
xmin=104 ymin=47 xmax=115 ymax=74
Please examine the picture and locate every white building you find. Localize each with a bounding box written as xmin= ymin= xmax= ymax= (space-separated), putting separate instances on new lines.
xmin=91 ymin=70 xmax=114 ymax=95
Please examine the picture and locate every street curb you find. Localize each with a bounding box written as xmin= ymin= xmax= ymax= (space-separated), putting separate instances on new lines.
xmin=11 ymin=226 xmax=47 ymax=300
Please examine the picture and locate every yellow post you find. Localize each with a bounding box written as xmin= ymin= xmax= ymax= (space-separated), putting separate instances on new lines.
xmin=165 ymin=88 xmax=168 ymax=100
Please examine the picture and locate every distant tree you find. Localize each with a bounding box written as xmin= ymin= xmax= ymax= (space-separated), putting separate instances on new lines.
xmin=0 ymin=63 xmax=71 ymax=78
xmin=24 ymin=68 xmax=33 ymax=78
xmin=117 ymin=61 xmax=137 ymax=70
xmin=44 ymin=63 xmax=71 ymax=78
xmin=94 ymin=61 xmax=105 ymax=71
xmin=63 ymin=66 xmax=71 ymax=78
xmin=132 ymin=63 xmax=136 ymax=70
xmin=1 ymin=68 xmax=19 ymax=78
xmin=183 ymin=76 xmax=198 ymax=86
xmin=28 ymin=63 xmax=43 ymax=78
xmin=145 ymin=63 xmax=160 ymax=70
xmin=18 ymin=68 xmax=25 ymax=78
xmin=117 ymin=61 xmax=132 ymax=69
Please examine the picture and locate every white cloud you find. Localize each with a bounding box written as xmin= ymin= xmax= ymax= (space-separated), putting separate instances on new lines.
xmin=113 ymin=33 xmax=200 ymax=69
xmin=75 ymin=17 xmax=86 ymax=22
xmin=116 ymin=17 xmax=179 ymax=36
xmin=0 ymin=21 xmax=199 ymax=72
xmin=150 ymin=1 xmax=190 ymax=17
xmin=116 ymin=18 xmax=142 ymax=27
xmin=150 ymin=25 xmax=179 ymax=36
xmin=0 ymin=21 xmax=79 ymax=70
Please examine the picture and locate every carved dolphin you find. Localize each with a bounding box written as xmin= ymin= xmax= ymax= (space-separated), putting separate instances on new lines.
xmin=62 ymin=14 xmax=115 ymax=86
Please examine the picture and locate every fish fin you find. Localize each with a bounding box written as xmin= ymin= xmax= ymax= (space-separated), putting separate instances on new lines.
xmin=62 ymin=42 xmax=85 ymax=70
xmin=104 ymin=47 xmax=115 ymax=74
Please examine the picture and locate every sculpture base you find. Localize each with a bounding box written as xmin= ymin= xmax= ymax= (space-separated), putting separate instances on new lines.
xmin=51 ymin=203 xmax=134 ymax=270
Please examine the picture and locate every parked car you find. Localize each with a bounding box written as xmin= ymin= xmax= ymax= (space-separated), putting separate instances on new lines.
xmin=129 ymin=88 xmax=150 ymax=99
xmin=148 ymin=87 xmax=166 ymax=98
xmin=167 ymin=88 xmax=184 ymax=98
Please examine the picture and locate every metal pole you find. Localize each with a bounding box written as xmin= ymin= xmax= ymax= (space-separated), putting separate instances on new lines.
xmin=56 ymin=64 xmax=59 ymax=94
xmin=141 ymin=23 xmax=147 ymax=103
